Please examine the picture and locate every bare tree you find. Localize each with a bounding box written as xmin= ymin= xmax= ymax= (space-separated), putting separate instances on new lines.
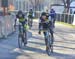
xmin=50 ymin=0 xmax=75 ymax=13
xmin=62 ymin=0 xmax=75 ymax=13
xmin=28 ymin=0 xmax=44 ymax=11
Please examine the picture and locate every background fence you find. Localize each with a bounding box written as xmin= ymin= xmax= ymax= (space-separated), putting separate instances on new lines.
xmin=9 ymin=11 xmax=75 ymax=25
xmin=56 ymin=13 xmax=74 ymax=24
xmin=0 ymin=14 xmax=15 ymax=38
xmin=34 ymin=12 xmax=74 ymax=25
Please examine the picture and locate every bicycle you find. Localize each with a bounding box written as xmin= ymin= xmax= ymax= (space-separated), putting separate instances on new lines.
xmin=44 ymin=29 xmax=54 ymax=56
xmin=18 ymin=22 xmax=27 ymax=48
xmin=41 ymin=21 xmax=54 ymax=56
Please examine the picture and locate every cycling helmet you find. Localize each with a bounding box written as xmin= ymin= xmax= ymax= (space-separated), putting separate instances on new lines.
xmin=18 ymin=10 xmax=23 ymax=14
xmin=41 ymin=12 xmax=46 ymax=16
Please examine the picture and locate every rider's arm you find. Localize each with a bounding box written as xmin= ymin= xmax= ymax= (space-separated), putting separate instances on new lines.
xmin=38 ymin=17 xmax=42 ymax=34
xmin=39 ymin=17 xmax=42 ymax=23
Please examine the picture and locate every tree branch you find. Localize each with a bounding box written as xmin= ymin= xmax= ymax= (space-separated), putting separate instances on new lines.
xmin=29 ymin=0 xmax=34 ymax=6
xmin=62 ymin=0 xmax=66 ymax=5
xmin=70 ymin=0 xmax=75 ymax=3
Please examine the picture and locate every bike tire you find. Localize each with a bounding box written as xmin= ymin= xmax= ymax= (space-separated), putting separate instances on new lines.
xmin=46 ymin=33 xmax=53 ymax=56
xmin=23 ymin=30 xmax=27 ymax=46
xmin=18 ymin=34 xmax=23 ymax=48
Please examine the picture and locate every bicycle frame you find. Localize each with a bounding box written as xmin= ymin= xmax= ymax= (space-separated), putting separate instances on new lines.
xmin=44 ymin=29 xmax=53 ymax=56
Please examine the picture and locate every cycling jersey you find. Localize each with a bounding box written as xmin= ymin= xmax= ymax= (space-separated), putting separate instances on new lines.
xmin=28 ymin=11 xmax=33 ymax=18
xmin=16 ymin=11 xmax=29 ymax=30
xmin=39 ymin=12 xmax=53 ymax=34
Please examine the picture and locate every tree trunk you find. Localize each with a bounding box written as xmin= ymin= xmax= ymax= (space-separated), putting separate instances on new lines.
xmin=63 ymin=0 xmax=70 ymax=13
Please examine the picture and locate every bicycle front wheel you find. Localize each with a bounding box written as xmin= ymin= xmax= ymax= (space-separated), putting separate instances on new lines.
xmin=18 ymin=34 xmax=23 ymax=48
xmin=46 ymin=33 xmax=53 ymax=56
xmin=23 ymin=31 xmax=27 ymax=46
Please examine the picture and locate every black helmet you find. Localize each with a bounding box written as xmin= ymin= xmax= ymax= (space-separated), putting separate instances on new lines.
xmin=51 ymin=8 xmax=54 ymax=11
xmin=18 ymin=10 xmax=23 ymax=14
xmin=41 ymin=12 xmax=46 ymax=16
xmin=30 ymin=8 xmax=32 ymax=10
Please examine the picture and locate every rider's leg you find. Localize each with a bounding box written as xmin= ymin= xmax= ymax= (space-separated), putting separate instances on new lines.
xmin=22 ymin=22 xmax=27 ymax=44
xmin=28 ymin=17 xmax=32 ymax=29
xmin=53 ymin=18 xmax=56 ymax=28
xmin=50 ymin=28 xmax=54 ymax=53
xmin=30 ymin=16 xmax=33 ymax=27
xmin=28 ymin=18 xmax=29 ymax=24
xmin=19 ymin=22 xmax=22 ymax=33
xmin=14 ymin=18 xmax=17 ymax=30
xmin=38 ymin=23 xmax=42 ymax=34
xmin=49 ymin=28 xmax=54 ymax=44
xmin=43 ymin=31 xmax=49 ymax=50
xmin=51 ymin=18 xmax=55 ymax=28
